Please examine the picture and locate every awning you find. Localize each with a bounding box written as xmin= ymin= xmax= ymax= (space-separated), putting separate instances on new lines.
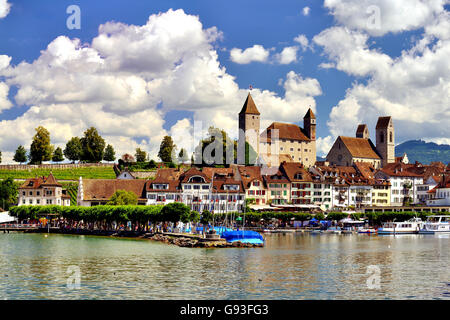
xmin=0 ymin=212 xmax=17 ymax=224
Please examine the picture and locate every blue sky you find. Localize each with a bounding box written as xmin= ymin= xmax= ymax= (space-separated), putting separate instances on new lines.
xmin=0 ymin=0 xmax=448 ymax=162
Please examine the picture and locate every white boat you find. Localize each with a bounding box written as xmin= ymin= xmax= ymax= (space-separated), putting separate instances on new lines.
xmin=326 ymin=226 xmax=342 ymax=234
xmin=419 ymin=215 xmax=450 ymax=234
xmin=378 ymin=218 xmax=423 ymax=235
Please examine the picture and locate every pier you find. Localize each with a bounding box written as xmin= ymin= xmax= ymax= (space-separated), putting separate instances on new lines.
xmin=1 ymin=224 xmax=39 ymax=233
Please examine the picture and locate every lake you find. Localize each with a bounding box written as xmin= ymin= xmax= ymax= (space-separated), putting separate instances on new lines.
xmin=0 ymin=232 xmax=449 ymax=299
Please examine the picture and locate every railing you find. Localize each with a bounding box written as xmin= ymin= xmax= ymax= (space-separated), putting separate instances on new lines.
xmin=2 ymin=223 xmax=39 ymax=229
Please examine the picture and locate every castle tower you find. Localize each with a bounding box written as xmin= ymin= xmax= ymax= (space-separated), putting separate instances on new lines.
xmin=376 ymin=116 xmax=395 ymax=167
xmin=356 ymin=124 xmax=369 ymax=139
xmin=303 ymin=108 xmax=316 ymax=140
xmin=239 ymin=93 xmax=260 ymax=157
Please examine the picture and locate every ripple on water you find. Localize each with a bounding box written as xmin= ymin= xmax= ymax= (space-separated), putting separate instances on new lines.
xmin=1 ymin=233 xmax=450 ymax=299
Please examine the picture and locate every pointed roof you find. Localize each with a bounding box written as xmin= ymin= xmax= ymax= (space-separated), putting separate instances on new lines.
xmin=303 ymin=108 xmax=316 ymax=119
xmin=376 ymin=116 xmax=392 ymax=129
xmin=239 ymin=93 xmax=260 ymax=115
xmin=42 ymin=173 xmax=60 ymax=186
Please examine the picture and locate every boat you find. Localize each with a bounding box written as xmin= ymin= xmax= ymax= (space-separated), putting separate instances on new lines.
xmin=358 ymin=228 xmax=377 ymax=234
xmin=378 ymin=218 xmax=423 ymax=235
xmin=327 ymin=226 xmax=342 ymax=234
xmin=221 ymin=230 xmax=265 ymax=245
xmin=419 ymin=215 xmax=450 ymax=234
xmin=340 ymin=218 xmax=365 ymax=234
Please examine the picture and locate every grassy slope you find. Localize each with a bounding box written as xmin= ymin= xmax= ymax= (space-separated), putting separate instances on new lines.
xmin=0 ymin=166 xmax=116 ymax=180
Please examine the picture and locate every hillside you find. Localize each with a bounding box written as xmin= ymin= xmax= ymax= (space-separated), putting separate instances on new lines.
xmin=0 ymin=166 xmax=116 ymax=180
xmin=396 ymin=140 xmax=450 ymax=164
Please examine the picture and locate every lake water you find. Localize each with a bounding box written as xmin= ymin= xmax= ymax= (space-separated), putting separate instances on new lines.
xmin=0 ymin=232 xmax=449 ymax=300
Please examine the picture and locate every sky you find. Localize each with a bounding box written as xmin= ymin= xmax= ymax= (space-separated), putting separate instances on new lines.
xmin=0 ymin=0 xmax=449 ymax=163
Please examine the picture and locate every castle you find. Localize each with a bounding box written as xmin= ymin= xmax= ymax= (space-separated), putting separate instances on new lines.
xmin=238 ymin=93 xmax=317 ymax=167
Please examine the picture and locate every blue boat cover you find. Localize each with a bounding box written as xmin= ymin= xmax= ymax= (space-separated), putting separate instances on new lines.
xmin=221 ymin=230 xmax=264 ymax=244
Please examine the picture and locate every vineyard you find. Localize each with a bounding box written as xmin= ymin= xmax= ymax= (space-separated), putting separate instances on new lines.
xmin=0 ymin=166 xmax=116 ymax=180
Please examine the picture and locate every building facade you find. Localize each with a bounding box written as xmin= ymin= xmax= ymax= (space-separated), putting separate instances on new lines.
xmin=18 ymin=173 xmax=71 ymax=206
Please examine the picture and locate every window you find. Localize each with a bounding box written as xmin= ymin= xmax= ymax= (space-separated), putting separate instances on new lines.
xmin=22 ymin=191 xmax=25 ymax=196
xmin=184 ymin=185 xmax=191 ymax=189
xmin=148 ymin=194 xmax=156 ymax=199
xmin=389 ymin=132 xmax=393 ymax=143
xmin=280 ymin=147 xmax=283 ymax=151
xmin=253 ymin=181 xmax=260 ymax=187
xmin=36 ymin=199 xmax=40 ymax=204
xmin=193 ymin=185 xmax=200 ymax=190
xmin=29 ymin=199 xmax=33 ymax=204
xmin=29 ymin=191 xmax=33 ymax=196
xmin=202 ymin=185 xmax=209 ymax=190
xmin=380 ymin=132 xmax=384 ymax=143
xmin=290 ymin=148 xmax=294 ymax=151
xmin=37 ymin=191 xmax=40 ymax=196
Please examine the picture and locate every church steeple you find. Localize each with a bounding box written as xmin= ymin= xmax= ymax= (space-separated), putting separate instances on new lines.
xmin=239 ymin=93 xmax=260 ymax=115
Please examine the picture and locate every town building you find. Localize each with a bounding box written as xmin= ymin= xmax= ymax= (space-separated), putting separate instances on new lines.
xmin=326 ymin=116 xmax=396 ymax=169
xmin=426 ymin=175 xmax=450 ymax=206
xmin=18 ymin=173 xmax=71 ymax=206
xmin=238 ymin=93 xmax=317 ymax=168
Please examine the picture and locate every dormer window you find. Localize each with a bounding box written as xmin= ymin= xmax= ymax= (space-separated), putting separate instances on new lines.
xmin=188 ymin=176 xmax=206 ymax=183
xmin=294 ymin=173 xmax=303 ymax=180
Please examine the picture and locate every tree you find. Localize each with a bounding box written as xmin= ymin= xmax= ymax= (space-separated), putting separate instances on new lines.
xmin=13 ymin=145 xmax=27 ymax=164
xmin=107 ymin=190 xmax=138 ymax=205
xmin=147 ymin=159 xmax=157 ymax=169
xmin=52 ymin=147 xmax=64 ymax=162
xmin=162 ymin=202 xmax=191 ymax=223
xmin=80 ymin=127 xmax=105 ymax=163
xmin=0 ymin=178 xmax=18 ymax=210
xmin=194 ymin=127 xmax=236 ymax=167
xmin=135 ymin=148 xmax=147 ymax=163
xmin=158 ymin=136 xmax=176 ymax=163
xmin=178 ymin=148 xmax=188 ymax=164
xmin=64 ymin=137 xmax=82 ymax=163
xmin=29 ymin=126 xmax=53 ymax=164
xmin=103 ymin=144 xmax=116 ymax=162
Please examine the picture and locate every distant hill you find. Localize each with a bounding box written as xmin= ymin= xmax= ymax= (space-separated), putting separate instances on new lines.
xmin=396 ymin=140 xmax=450 ymax=164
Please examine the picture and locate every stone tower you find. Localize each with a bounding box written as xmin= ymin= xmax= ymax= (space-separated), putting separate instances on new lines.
xmin=356 ymin=124 xmax=369 ymax=139
xmin=303 ymin=108 xmax=316 ymax=140
xmin=376 ymin=116 xmax=395 ymax=167
xmin=239 ymin=93 xmax=260 ymax=157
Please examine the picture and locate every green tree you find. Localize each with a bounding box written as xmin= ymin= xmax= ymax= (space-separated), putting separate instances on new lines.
xmin=135 ymin=148 xmax=147 ymax=163
xmin=80 ymin=127 xmax=105 ymax=163
xmin=29 ymin=126 xmax=54 ymax=164
xmin=178 ymin=148 xmax=188 ymax=164
xmin=162 ymin=202 xmax=191 ymax=223
xmin=0 ymin=178 xmax=18 ymax=210
xmin=158 ymin=136 xmax=176 ymax=163
xmin=103 ymin=144 xmax=116 ymax=162
xmin=64 ymin=137 xmax=82 ymax=163
xmin=13 ymin=145 xmax=27 ymax=164
xmin=107 ymin=190 xmax=138 ymax=205
xmin=194 ymin=127 xmax=236 ymax=167
xmin=52 ymin=147 xmax=64 ymax=162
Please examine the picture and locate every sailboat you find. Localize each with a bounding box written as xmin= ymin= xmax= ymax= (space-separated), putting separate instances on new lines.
xmin=220 ymin=191 xmax=264 ymax=245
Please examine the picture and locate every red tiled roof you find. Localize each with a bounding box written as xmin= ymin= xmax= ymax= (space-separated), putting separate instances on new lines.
xmin=237 ymin=166 xmax=264 ymax=189
xmin=260 ymin=122 xmax=310 ymax=142
xmin=379 ymin=163 xmax=423 ymax=177
xmin=339 ymin=136 xmax=380 ymax=159
xmin=280 ymin=162 xmax=313 ymax=182
xmin=82 ymin=179 xmax=148 ymax=201
xmin=20 ymin=174 xmax=62 ymax=189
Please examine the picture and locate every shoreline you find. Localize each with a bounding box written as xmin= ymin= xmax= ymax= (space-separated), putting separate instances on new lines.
xmin=3 ymin=227 xmax=264 ymax=248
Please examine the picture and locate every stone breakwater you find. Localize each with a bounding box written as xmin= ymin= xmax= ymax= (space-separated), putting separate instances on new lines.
xmin=143 ymin=233 xmax=264 ymax=248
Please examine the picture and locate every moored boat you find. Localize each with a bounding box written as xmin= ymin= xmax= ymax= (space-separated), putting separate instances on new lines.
xmin=358 ymin=228 xmax=377 ymax=234
xmin=419 ymin=215 xmax=450 ymax=234
xmin=221 ymin=230 xmax=265 ymax=245
xmin=378 ymin=218 xmax=423 ymax=235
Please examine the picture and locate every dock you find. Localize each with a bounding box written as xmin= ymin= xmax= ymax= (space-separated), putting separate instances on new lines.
xmin=1 ymin=224 xmax=40 ymax=233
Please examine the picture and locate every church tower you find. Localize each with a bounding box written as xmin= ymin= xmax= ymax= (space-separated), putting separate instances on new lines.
xmin=376 ymin=116 xmax=395 ymax=167
xmin=239 ymin=93 xmax=260 ymax=157
xmin=356 ymin=124 xmax=369 ymax=139
xmin=303 ymin=108 xmax=316 ymax=140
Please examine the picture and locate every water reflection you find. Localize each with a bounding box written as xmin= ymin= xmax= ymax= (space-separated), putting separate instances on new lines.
xmin=0 ymin=233 xmax=449 ymax=299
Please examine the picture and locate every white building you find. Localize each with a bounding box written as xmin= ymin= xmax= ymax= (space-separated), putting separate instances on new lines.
xmin=426 ymin=176 xmax=450 ymax=206
xmin=18 ymin=173 xmax=71 ymax=206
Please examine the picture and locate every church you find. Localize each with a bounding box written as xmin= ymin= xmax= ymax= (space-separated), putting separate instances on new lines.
xmin=326 ymin=116 xmax=395 ymax=169
xmin=238 ymin=93 xmax=317 ymax=167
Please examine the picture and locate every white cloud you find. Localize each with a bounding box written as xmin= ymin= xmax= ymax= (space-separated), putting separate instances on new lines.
xmin=0 ymin=82 xmax=12 ymax=112
xmin=324 ymin=0 xmax=448 ymax=36
xmin=316 ymin=136 xmax=334 ymax=157
xmin=302 ymin=6 xmax=310 ymax=16
xmin=313 ymin=27 xmax=392 ymax=77
xmin=294 ymin=34 xmax=312 ymax=52
xmin=229 ymin=45 xmax=270 ymax=64
xmin=0 ymin=0 xmax=11 ymax=19
xmin=315 ymin=12 xmax=450 ymax=146
xmin=274 ymin=46 xmax=299 ymax=64
xmin=0 ymin=9 xmax=323 ymax=163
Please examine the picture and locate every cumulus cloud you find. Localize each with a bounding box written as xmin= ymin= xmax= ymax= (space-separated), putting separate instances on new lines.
xmin=0 ymin=9 xmax=322 ymax=163
xmin=274 ymin=46 xmax=299 ymax=64
xmin=315 ymin=11 xmax=450 ymax=146
xmin=324 ymin=0 xmax=448 ymax=36
xmin=294 ymin=34 xmax=312 ymax=52
xmin=229 ymin=45 xmax=270 ymax=64
xmin=0 ymin=0 xmax=11 ymax=19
